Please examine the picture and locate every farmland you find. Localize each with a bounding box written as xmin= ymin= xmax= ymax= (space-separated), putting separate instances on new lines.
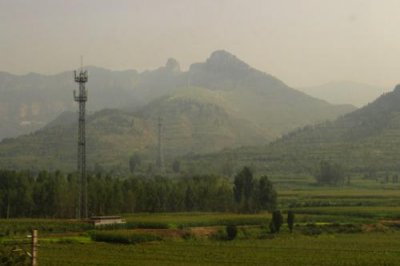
xmin=2 ymin=176 xmax=400 ymax=265
xmin=38 ymin=233 xmax=400 ymax=266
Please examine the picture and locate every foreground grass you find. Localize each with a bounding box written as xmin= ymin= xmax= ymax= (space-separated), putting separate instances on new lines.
xmin=294 ymin=206 xmax=400 ymax=220
xmin=7 ymin=178 xmax=400 ymax=265
xmin=39 ymin=232 xmax=400 ymax=266
xmin=123 ymin=212 xmax=270 ymax=228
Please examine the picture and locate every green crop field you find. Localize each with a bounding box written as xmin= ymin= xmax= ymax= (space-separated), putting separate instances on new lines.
xmin=38 ymin=233 xmax=400 ymax=265
xmin=3 ymin=177 xmax=400 ymax=265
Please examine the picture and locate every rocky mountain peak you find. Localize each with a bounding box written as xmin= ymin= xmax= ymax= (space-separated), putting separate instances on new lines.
xmin=205 ymin=50 xmax=250 ymax=70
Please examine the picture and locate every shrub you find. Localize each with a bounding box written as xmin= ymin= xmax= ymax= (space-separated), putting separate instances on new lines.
xmin=270 ymin=210 xmax=283 ymax=233
xmin=287 ymin=210 xmax=295 ymax=233
xmin=90 ymin=230 xmax=161 ymax=244
xmin=226 ymin=225 xmax=237 ymax=240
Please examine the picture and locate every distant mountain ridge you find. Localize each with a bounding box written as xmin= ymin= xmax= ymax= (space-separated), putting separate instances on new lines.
xmin=0 ymin=50 xmax=355 ymax=171
xmin=0 ymin=50 xmax=355 ymax=140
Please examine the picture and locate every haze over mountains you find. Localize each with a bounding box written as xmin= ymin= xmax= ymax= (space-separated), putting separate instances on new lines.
xmin=299 ymin=81 xmax=389 ymax=107
xmin=0 ymin=51 xmax=355 ymax=171
xmin=204 ymin=84 xmax=400 ymax=175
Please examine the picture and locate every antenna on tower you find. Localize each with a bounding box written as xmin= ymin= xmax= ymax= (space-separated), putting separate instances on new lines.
xmin=156 ymin=116 xmax=165 ymax=174
xmin=74 ymin=60 xmax=88 ymax=220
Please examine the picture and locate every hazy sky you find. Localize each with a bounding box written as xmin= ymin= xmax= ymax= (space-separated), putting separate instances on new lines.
xmin=1 ymin=0 xmax=400 ymax=88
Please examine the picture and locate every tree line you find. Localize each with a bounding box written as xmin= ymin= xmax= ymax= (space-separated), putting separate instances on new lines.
xmin=0 ymin=167 xmax=277 ymax=218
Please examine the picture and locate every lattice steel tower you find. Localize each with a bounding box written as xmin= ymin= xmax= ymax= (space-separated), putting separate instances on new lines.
xmin=74 ymin=68 xmax=88 ymax=220
xmin=156 ymin=116 xmax=165 ymax=173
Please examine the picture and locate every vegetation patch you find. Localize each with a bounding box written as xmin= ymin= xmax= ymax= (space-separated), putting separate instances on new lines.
xmin=90 ymin=230 xmax=161 ymax=244
xmin=300 ymin=223 xmax=362 ymax=235
xmin=0 ymin=219 xmax=91 ymax=237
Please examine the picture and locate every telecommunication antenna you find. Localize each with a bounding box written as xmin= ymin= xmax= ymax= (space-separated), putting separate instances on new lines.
xmin=74 ymin=60 xmax=88 ymax=220
xmin=156 ymin=116 xmax=165 ymax=173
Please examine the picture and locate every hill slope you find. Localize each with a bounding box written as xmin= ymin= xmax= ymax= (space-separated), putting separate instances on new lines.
xmin=0 ymin=88 xmax=267 ymax=171
xmin=0 ymin=63 xmax=183 ymax=140
xmin=201 ymin=85 xmax=400 ymax=175
xmin=0 ymin=51 xmax=354 ymax=140
xmin=0 ymin=51 xmax=356 ymax=171
xmin=186 ymin=51 xmax=355 ymax=137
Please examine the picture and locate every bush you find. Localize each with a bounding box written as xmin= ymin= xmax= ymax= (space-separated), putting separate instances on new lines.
xmin=315 ymin=161 xmax=345 ymax=185
xmin=226 ymin=225 xmax=237 ymax=240
xmin=287 ymin=210 xmax=295 ymax=233
xmin=90 ymin=230 xmax=161 ymax=244
xmin=270 ymin=210 xmax=283 ymax=233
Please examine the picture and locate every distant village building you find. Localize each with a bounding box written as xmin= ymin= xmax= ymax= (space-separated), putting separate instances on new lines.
xmin=90 ymin=216 xmax=126 ymax=226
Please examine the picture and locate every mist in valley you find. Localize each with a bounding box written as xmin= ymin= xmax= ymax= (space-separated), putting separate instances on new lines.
xmin=1 ymin=1 xmax=400 ymax=265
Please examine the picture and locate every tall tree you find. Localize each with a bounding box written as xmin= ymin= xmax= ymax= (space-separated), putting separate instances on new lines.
xmin=234 ymin=167 xmax=254 ymax=212
xmin=315 ymin=161 xmax=345 ymax=185
xmin=257 ymin=176 xmax=277 ymax=212
xmin=270 ymin=210 xmax=283 ymax=233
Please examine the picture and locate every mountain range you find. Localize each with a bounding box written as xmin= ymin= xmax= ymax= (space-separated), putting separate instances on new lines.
xmin=0 ymin=50 xmax=355 ymax=171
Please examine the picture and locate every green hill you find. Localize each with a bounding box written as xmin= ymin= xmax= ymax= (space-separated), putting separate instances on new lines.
xmin=0 ymin=88 xmax=267 ymax=171
xmin=0 ymin=51 xmax=356 ymax=171
xmin=197 ymin=85 xmax=400 ymax=176
xmin=0 ymin=50 xmax=354 ymax=141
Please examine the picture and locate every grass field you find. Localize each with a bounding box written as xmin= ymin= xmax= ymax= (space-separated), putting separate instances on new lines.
xmin=38 ymin=233 xmax=400 ymax=265
xmin=3 ymin=176 xmax=400 ymax=265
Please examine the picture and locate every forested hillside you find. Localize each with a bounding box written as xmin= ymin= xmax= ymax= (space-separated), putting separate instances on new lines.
xmin=0 ymin=51 xmax=355 ymax=171
xmin=197 ymin=85 xmax=400 ymax=176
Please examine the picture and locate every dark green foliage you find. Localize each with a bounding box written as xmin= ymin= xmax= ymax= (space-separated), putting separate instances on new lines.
xmin=315 ymin=161 xmax=345 ymax=185
xmin=257 ymin=176 xmax=277 ymax=212
xmin=90 ymin=230 xmax=161 ymax=244
xmin=184 ymin=186 xmax=195 ymax=211
xmin=226 ymin=224 xmax=237 ymax=240
xmin=234 ymin=167 xmax=254 ymax=212
xmin=287 ymin=210 xmax=295 ymax=233
xmin=0 ymin=168 xmax=278 ymax=218
xmin=234 ymin=167 xmax=277 ymax=213
xmin=270 ymin=210 xmax=283 ymax=233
